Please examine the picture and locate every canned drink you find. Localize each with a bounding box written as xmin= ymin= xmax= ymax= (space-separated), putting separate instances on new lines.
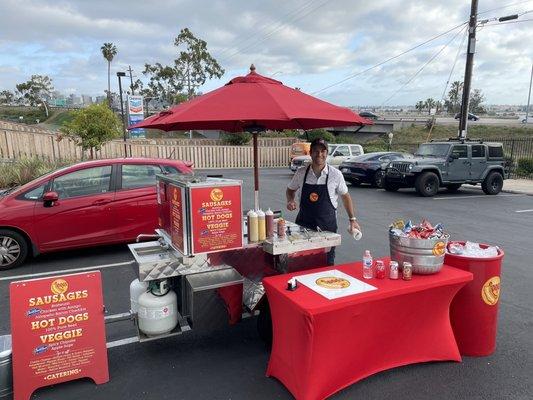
xmin=402 ymin=262 xmax=412 ymax=281
xmin=389 ymin=261 xmax=399 ymax=279
xmin=375 ymin=260 xmax=386 ymax=279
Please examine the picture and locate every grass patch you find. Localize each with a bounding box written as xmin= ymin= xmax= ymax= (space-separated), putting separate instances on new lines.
xmin=0 ymin=158 xmax=69 ymax=188
xmin=0 ymin=106 xmax=48 ymax=124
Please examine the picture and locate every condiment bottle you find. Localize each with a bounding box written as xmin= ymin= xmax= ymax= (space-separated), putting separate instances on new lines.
xmin=389 ymin=261 xmax=399 ymax=279
xmin=265 ymin=208 xmax=275 ymax=239
xmin=375 ymin=260 xmax=385 ymax=279
xmin=363 ymin=250 xmax=373 ymax=279
xmin=402 ymin=262 xmax=412 ymax=281
xmin=248 ymin=210 xmax=258 ymax=242
xmin=257 ymin=209 xmax=266 ymax=241
xmin=277 ymin=218 xmax=286 ymax=238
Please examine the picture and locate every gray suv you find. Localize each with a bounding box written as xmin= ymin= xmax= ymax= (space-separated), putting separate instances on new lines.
xmin=384 ymin=139 xmax=506 ymax=197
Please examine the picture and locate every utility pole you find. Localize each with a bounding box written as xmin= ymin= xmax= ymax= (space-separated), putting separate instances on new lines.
xmin=526 ymin=64 xmax=533 ymax=124
xmin=117 ymin=72 xmax=128 ymax=157
xmin=458 ymin=0 xmax=478 ymax=139
xmin=128 ymin=65 xmax=135 ymax=95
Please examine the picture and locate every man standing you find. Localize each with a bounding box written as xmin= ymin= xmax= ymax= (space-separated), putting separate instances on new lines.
xmin=286 ymin=138 xmax=361 ymax=266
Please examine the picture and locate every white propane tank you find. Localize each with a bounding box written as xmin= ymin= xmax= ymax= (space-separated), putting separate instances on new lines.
xmin=129 ymin=279 xmax=148 ymax=313
xmin=137 ymin=285 xmax=178 ymax=337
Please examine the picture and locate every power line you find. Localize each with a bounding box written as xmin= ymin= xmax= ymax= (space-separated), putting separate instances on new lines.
xmin=380 ymin=25 xmax=468 ymax=106
xmin=441 ymin=25 xmax=469 ymax=103
xmin=477 ymin=0 xmax=533 ymax=16
xmin=312 ymin=21 xmax=468 ymax=95
xmin=220 ymin=0 xmax=333 ymax=64
xmin=216 ymin=0 xmax=322 ymax=59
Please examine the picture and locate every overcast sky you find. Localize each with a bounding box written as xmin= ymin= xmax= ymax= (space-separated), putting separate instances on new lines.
xmin=1 ymin=0 xmax=532 ymax=106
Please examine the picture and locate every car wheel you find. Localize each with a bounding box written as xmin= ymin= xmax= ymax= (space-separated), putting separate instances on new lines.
xmin=373 ymin=170 xmax=385 ymax=188
xmin=446 ymin=184 xmax=462 ymax=192
xmin=383 ymin=179 xmax=400 ymax=192
xmin=482 ymin=172 xmax=503 ymax=195
xmin=0 ymin=229 xmax=29 ymax=270
xmin=415 ymin=172 xmax=439 ymax=197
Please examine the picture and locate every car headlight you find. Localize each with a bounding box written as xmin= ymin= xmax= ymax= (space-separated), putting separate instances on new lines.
xmin=407 ymin=164 xmax=414 ymax=170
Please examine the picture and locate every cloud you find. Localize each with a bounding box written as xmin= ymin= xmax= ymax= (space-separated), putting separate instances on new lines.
xmin=0 ymin=0 xmax=531 ymax=106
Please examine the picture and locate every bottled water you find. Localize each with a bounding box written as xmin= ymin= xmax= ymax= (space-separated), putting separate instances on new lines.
xmin=363 ymin=250 xmax=373 ymax=279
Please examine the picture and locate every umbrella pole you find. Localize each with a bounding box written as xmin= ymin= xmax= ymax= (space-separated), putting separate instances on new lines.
xmin=253 ymin=131 xmax=259 ymax=210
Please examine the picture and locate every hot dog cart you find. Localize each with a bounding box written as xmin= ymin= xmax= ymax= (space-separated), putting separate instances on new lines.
xmin=127 ymin=173 xmax=341 ymax=341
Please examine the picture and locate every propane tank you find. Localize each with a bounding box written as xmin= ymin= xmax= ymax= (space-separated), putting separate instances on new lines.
xmin=129 ymin=279 xmax=148 ymax=313
xmin=137 ymin=280 xmax=178 ymax=336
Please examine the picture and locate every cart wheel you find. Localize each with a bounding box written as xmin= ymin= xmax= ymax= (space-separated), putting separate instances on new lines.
xmin=257 ymin=300 xmax=272 ymax=346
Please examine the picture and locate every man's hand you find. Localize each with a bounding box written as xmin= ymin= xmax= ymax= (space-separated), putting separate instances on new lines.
xmin=349 ymin=220 xmax=361 ymax=234
xmin=287 ymin=200 xmax=297 ymax=211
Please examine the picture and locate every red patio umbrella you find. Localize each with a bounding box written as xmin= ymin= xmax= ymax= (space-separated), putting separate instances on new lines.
xmin=130 ymin=65 xmax=372 ymax=209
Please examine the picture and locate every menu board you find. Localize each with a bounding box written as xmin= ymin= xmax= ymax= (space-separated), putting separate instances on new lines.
xmin=190 ymin=185 xmax=243 ymax=254
xmin=170 ymin=185 xmax=185 ymax=253
xmin=10 ymin=271 xmax=109 ymax=400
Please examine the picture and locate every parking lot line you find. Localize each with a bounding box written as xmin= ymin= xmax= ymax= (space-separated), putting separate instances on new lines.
xmin=0 ymin=260 xmax=135 ymax=282
xmin=433 ymin=194 xmax=524 ymax=200
xmin=515 ymin=209 xmax=533 ymax=213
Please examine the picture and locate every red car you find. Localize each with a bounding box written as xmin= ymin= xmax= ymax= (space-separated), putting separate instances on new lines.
xmin=0 ymin=158 xmax=193 ymax=269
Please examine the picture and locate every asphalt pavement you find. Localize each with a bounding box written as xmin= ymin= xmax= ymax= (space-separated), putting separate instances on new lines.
xmin=1 ymin=168 xmax=532 ymax=399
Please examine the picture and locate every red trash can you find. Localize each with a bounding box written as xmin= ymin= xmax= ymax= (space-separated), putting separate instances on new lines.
xmin=445 ymin=241 xmax=504 ymax=356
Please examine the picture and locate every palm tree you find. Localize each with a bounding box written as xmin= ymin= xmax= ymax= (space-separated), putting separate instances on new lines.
xmin=415 ymin=101 xmax=425 ymax=113
xmin=101 ymin=43 xmax=117 ymax=105
xmin=425 ymin=98 xmax=436 ymax=115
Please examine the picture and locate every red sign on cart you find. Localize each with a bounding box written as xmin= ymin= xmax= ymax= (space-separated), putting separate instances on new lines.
xmin=170 ymin=185 xmax=185 ymax=253
xmin=190 ymin=185 xmax=243 ymax=254
xmin=10 ymin=271 xmax=109 ymax=400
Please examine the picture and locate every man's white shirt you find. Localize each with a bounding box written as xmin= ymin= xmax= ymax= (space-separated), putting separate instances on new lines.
xmin=287 ymin=164 xmax=348 ymax=209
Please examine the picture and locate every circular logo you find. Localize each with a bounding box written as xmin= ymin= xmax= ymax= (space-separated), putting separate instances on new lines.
xmin=309 ymin=192 xmax=319 ymax=202
xmin=432 ymin=241 xmax=446 ymax=256
xmin=481 ymin=276 xmax=501 ymax=306
xmin=315 ymin=277 xmax=351 ymax=289
xmin=210 ymin=188 xmax=224 ymax=202
xmin=50 ymin=279 xmax=68 ymax=295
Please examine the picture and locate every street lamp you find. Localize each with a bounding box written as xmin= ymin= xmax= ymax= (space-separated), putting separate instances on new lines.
xmin=117 ymin=71 xmax=128 ymax=157
xmin=388 ymin=132 xmax=394 ymax=151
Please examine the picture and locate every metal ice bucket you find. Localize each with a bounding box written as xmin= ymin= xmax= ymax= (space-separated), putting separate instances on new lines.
xmin=389 ymin=232 xmax=449 ymax=274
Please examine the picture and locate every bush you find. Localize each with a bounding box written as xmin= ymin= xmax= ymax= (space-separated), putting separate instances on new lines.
xmin=0 ymin=158 xmax=68 ymax=188
xmin=300 ymin=129 xmax=335 ymax=143
xmin=516 ymin=157 xmax=533 ymax=176
xmin=221 ymin=132 xmax=252 ymax=145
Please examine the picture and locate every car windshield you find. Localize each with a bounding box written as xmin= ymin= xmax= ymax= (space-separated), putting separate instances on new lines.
xmin=415 ymin=144 xmax=450 ymax=157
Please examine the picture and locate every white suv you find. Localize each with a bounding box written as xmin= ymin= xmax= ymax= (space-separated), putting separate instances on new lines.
xmin=290 ymin=144 xmax=364 ymax=171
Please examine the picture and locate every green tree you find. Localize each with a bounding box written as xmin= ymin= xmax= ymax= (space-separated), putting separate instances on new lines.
xmin=470 ymin=89 xmax=485 ymax=114
xmin=445 ymin=81 xmax=463 ymax=113
xmin=60 ymin=102 xmax=122 ymax=157
xmin=143 ymin=63 xmax=182 ymax=104
xmin=415 ymin=101 xmax=425 ymax=113
xmin=15 ymin=75 xmax=54 ymax=116
xmin=173 ymin=28 xmax=225 ymax=99
xmin=425 ymin=98 xmax=436 ymax=114
xmin=143 ymin=28 xmax=224 ymax=104
xmin=101 ymin=43 xmax=118 ymax=105
xmin=0 ymin=90 xmax=15 ymax=104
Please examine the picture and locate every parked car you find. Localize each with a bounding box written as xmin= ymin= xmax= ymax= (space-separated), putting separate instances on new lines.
xmin=383 ymin=139 xmax=505 ymax=197
xmin=289 ymin=142 xmax=311 ymax=167
xmin=358 ymin=111 xmax=380 ymax=120
xmin=340 ymin=152 xmax=413 ymax=188
xmin=0 ymin=158 xmax=193 ymax=269
xmin=290 ymin=143 xmax=364 ymax=171
xmin=454 ymin=112 xmax=479 ymax=121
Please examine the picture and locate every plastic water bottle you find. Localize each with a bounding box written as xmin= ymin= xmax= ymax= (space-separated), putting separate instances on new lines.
xmin=363 ymin=250 xmax=373 ymax=279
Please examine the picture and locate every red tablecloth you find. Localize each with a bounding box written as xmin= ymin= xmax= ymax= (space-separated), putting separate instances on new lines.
xmin=264 ymin=261 xmax=473 ymax=400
